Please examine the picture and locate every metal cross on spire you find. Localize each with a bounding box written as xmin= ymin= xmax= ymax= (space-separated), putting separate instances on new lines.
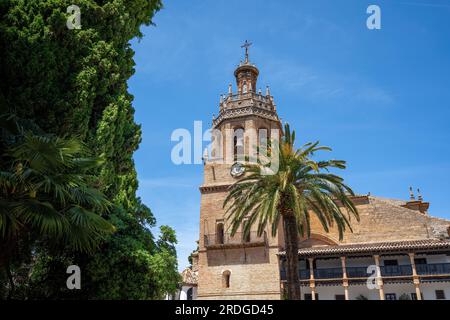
xmin=241 ymin=40 xmax=252 ymax=63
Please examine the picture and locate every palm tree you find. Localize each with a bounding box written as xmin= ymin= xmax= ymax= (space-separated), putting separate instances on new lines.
xmin=224 ymin=124 xmax=359 ymax=300
xmin=0 ymin=132 xmax=114 ymax=297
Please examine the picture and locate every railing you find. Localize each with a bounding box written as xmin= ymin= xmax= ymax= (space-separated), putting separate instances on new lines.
xmin=204 ymin=232 xmax=266 ymax=247
xmin=279 ymin=263 xmax=450 ymax=282
xmin=346 ymin=267 xmax=370 ymax=278
xmin=299 ymin=270 xmax=310 ymax=280
xmin=280 ymin=268 xmax=342 ymax=280
xmin=224 ymin=92 xmax=271 ymax=103
xmin=380 ymin=265 xmax=413 ymax=277
xmin=416 ymin=263 xmax=450 ymax=275
xmin=279 ymin=270 xmax=309 ymax=281
xmin=314 ymin=268 xmax=343 ymax=279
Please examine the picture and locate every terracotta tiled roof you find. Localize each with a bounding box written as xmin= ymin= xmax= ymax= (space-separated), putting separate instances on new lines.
xmin=181 ymin=268 xmax=198 ymax=285
xmin=278 ymin=239 xmax=450 ymax=257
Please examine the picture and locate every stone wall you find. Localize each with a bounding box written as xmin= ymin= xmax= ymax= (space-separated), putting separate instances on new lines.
xmin=197 ymin=247 xmax=281 ymax=300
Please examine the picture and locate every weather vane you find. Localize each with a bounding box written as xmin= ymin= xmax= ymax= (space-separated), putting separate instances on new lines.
xmin=241 ymin=40 xmax=252 ymax=62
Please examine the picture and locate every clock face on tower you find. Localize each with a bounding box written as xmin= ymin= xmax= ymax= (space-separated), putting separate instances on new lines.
xmin=230 ymin=162 xmax=245 ymax=178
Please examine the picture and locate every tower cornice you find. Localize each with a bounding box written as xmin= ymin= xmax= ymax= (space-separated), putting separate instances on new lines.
xmin=212 ymin=105 xmax=280 ymax=128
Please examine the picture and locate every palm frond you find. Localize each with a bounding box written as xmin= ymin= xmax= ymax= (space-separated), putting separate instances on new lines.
xmin=224 ymin=122 xmax=359 ymax=242
xmin=1 ymin=132 xmax=114 ymax=252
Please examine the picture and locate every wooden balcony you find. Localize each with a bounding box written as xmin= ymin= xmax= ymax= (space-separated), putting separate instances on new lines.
xmin=280 ymin=263 xmax=450 ymax=281
xmin=417 ymin=263 xmax=450 ymax=280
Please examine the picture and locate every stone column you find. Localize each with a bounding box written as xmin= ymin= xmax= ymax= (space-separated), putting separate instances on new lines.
xmin=373 ymin=255 xmax=385 ymax=300
xmin=341 ymin=257 xmax=349 ymax=300
xmin=308 ymin=258 xmax=316 ymax=300
xmin=408 ymin=253 xmax=422 ymax=300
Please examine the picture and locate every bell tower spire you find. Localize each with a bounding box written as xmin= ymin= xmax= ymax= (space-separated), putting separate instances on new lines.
xmin=210 ymin=42 xmax=281 ymax=164
xmin=213 ymin=41 xmax=280 ymax=130
xmin=234 ymin=40 xmax=259 ymax=94
xmin=241 ymin=40 xmax=252 ymax=63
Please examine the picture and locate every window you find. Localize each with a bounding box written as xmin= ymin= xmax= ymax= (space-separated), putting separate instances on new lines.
xmin=187 ymin=288 xmax=193 ymax=300
xmin=385 ymin=293 xmax=397 ymax=300
xmin=435 ymin=290 xmax=446 ymax=300
xmin=411 ymin=293 xmax=418 ymax=300
xmin=216 ymin=222 xmax=224 ymax=245
xmin=258 ymin=128 xmax=269 ymax=149
xmin=383 ymin=260 xmax=398 ymax=266
xmin=222 ymin=271 xmax=231 ymax=288
xmin=233 ymin=128 xmax=244 ymax=161
xmin=335 ymin=294 xmax=346 ymax=300
xmin=304 ymin=293 xmax=319 ymax=300
xmin=280 ymin=260 xmax=287 ymax=280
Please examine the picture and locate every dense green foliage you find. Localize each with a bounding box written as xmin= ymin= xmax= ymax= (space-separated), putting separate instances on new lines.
xmin=0 ymin=0 xmax=180 ymax=299
xmin=0 ymin=125 xmax=114 ymax=253
xmin=224 ymin=124 xmax=359 ymax=299
xmin=0 ymin=113 xmax=114 ymax=298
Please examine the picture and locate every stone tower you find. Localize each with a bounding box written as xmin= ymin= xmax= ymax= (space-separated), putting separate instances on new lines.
xmin=197 ymin=44 xmax=283 ymax=299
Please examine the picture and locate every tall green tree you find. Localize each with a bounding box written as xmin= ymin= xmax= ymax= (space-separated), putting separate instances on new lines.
xmin=0 ymin=0 xmax=179 ymax=299
xmin=224 ymin=124 xmax=359 ymax=300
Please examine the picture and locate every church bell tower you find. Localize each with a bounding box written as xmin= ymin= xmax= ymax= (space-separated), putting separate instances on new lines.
xmin=197 ymin=42 xmax=283 ymax=300
xmin=208 ymin=41 xmax=282 ymax=167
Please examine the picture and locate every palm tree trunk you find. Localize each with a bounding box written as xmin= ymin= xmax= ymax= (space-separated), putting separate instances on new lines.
xmin=283 ymin=214 xmax=301 ymax=300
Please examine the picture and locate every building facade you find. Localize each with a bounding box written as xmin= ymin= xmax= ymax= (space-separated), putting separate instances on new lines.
xmin=195 ymin=49 xmax=450 ymax=300
xmin=166 ymin=253 xmax=198 ymax=300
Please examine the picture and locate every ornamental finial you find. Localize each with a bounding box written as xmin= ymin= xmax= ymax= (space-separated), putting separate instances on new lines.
xmin=241 ymin=40 xmax=252 ymax=63
xmin=417 ymin=188 xmax=423 ymax=201
xmin=409 ymin=187 xmax=415 ymax=200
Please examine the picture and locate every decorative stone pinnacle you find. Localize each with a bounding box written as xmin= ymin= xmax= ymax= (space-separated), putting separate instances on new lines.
xmin=417 ymin=188 xmax=423 ymax=201
xmin=409 ymin=187 xmax=415 ymax=200
xmin=202 ymin=148 xmax=209 ymax=165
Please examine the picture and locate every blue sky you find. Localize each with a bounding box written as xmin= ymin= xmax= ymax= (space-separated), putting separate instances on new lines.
xmin=128 ymin=0 xmax=450 ymax=270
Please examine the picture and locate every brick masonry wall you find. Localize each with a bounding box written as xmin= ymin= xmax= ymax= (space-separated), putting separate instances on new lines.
xmin=197 ymin=247 xmax=281 ymax=300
